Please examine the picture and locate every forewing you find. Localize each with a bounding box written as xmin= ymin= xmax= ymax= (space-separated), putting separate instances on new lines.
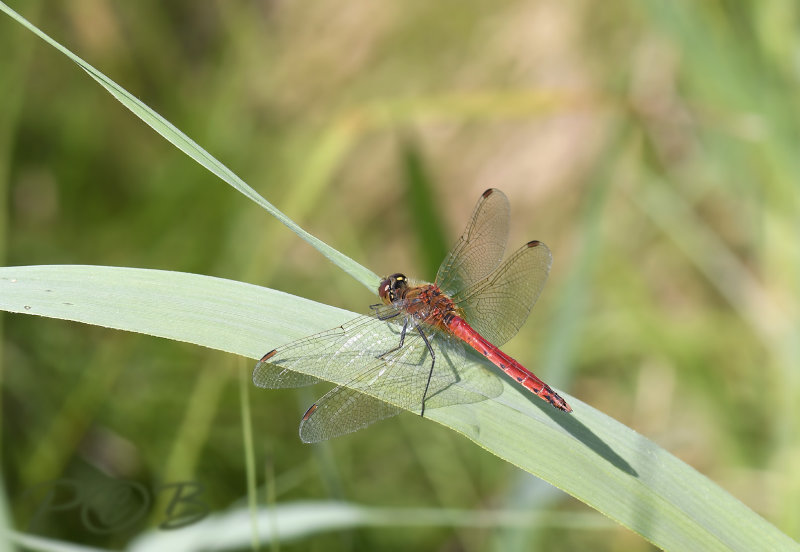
xmin=452 ymin=240 xmax=552 ymax=347
xmin=435 ymin=188 xmax=510 ymax=296
xmin=252 ymin=306 xmax=405 ymax=390
xmin=328 ymin=327 xmax=503 ymax=413
xmin=253 ymin=361 xmax=320 ymax=388
xmin=299 ymin=387 xmax=401 ymax=443
xmin=298 ymin=342 xmax=506 ymax=442
xmin=254 ymin=305 xmax=505 ymax=442
xmin=328 ymin=326 xmax=448 ymax=412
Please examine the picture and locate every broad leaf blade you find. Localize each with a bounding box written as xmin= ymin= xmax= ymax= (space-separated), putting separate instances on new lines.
xmin=1 ymin=265 xmax=795 ymax=552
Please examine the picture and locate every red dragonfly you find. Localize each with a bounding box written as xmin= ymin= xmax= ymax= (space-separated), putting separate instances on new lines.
xmin=254 ymin=189 xmax=571 ymax=442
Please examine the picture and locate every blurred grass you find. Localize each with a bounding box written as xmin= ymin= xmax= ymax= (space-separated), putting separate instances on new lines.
xmin=399 ymin=134 xmax=449 ymax=279
xmin=1 ymin=1 xmax=799 ymax=551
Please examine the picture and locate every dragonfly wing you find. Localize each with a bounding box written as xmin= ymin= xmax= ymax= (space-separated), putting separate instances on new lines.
xmin=299 ymin=387 xmax=401 ymax=443
xmin=254 ymin=306 xmax=504 ymax=441
xmin=298 ymin=341 xmax=505 ymax=442
xmin=253 ymin=362 xmax=320 ymax=388
xmin=328 ymin=326 xmax=446 ymax=412
xmin=452 ymin=240 xmax=552 ymax=347
xmin=351 ymin=329 xmax=503 ymax=412
xmin=435 ymin=188 xmax=510 ymax=297
xmin=420 ymin=333 xmax=505 ymax=408
xmin=252 ymin=307 xmax=405 ymax=389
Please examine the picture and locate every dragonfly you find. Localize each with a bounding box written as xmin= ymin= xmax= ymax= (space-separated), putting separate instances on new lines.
xmin=253 ymin=188 xmax=571 ymax=443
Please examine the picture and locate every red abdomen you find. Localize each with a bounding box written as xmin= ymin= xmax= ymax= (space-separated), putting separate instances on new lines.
xmin=446 ymin=315 xmax=572 ymax=413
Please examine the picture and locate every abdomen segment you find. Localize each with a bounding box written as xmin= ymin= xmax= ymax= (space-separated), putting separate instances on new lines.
xmin=447 ymin=316 xmax=572 ymax=413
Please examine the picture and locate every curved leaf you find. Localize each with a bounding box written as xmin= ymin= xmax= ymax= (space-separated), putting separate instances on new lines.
xmin=0 ymin=265 xmax=795 ymax=552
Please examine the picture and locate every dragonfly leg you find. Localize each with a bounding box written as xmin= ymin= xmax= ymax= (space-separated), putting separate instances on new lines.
xmin=374 ymin=318 xmax=436 ymax=418
xmin=371 ymin=304 xmax=401 ymax=321
xmin=377 ymin=317 xmax=409 ymax=359
xmin=415 ymin=326 xmax=436 ymax=418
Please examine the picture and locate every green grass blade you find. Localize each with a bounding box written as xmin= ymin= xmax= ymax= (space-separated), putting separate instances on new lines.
xmin=0 ymin=265 xmax=795 ymax=552
xmin=10 ymin=530 xmax=113 ymax=551
xmin=127 ymin=501 xmax=613 ymax=550
xmin=0 ymin=1 xmax=377 ymax=292
xmin=238 ymin=361 xmax=261 ymax=552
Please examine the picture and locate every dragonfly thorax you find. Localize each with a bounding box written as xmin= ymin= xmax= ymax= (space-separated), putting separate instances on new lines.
xmin=379 ymin=273 xmax=462 ymax=328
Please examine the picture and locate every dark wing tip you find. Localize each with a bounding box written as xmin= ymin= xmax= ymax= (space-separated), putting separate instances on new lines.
xmin=482 ymin=188 xmax=496 ymax=198
xmin=302 ymin=403 xmax=318 ymax=421
xmin=526 ymin=240 xmax=542 ymax=247
xmin=254 ymin=350 xmax=278 ymax=384
xmin=259 ymin=349 xmax=278 ymax=363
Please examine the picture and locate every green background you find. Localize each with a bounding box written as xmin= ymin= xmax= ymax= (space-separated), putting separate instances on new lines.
xmin=1 ymin=1 xmax=799 ymax=550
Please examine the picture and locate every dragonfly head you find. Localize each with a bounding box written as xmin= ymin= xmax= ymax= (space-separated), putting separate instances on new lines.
xmin=378 ymin=273 xmax=408 ymax=304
